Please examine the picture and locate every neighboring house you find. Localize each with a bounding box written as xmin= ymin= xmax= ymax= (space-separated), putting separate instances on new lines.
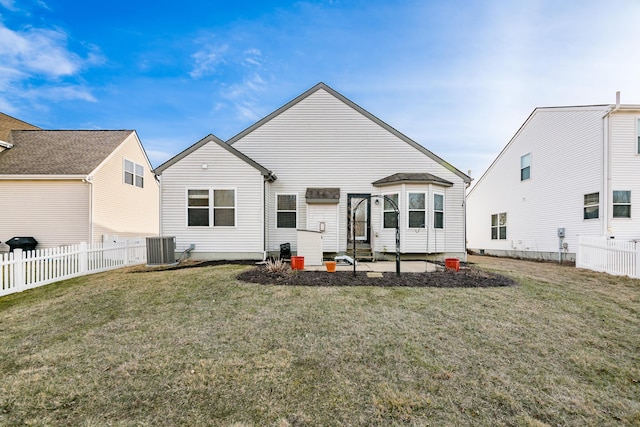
xmin=467 ymin=99 xmax=640 ymax=261
xmin=0 ymin=113 xmax=159 ymax=250
xmin=156 ymin=83 xmax=471 ymax=262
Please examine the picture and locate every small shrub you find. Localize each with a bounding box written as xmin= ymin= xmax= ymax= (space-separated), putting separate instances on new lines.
xmin=265 ymin=258 xmax=289 ymax=273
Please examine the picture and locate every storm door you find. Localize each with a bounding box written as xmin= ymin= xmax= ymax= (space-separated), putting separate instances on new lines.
xmin=347 ymin=194 xmax=371 ymax=243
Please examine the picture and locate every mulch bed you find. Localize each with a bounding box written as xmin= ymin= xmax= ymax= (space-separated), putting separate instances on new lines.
xmin=236 ymin=266 xmax=516 ymax=288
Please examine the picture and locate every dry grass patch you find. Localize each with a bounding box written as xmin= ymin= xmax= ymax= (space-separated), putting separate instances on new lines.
xmin=0 ymin=257 xmax=638 ymax=426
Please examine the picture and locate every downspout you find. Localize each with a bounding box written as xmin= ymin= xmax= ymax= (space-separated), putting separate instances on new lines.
xmin=157 ymin=174 xmax=163 ymax=237
xmin=263 ymin=177 xmax=268 ymax=261
xmin=86 ymin=175 xmax=94 ymax=244
xmin=262 ymin=171 xmax=276 ymax=261
xmin=602 ymin=100 xmax=617 ymax=237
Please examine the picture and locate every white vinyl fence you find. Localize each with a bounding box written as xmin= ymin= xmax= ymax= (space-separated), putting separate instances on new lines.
xmin=0 ymin=239 xmax=146 ymax=297
xmin=576 ymin=236 xmax=639 ymax=278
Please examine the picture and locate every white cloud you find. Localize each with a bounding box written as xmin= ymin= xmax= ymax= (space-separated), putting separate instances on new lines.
xmin=25 ymin=85 xmax=97 ymax=102
xmin=219 ymin=74 xmax=269 ymax=121
xmin=0 ymin=0 xmax=16 ymax=10
xmin=0 ymin=19 xmax=104 ymax=113
xmin=0 ymin=24 xmax=82 ymax=77
xmin=189 ymin=42 xmax=228 ymax=79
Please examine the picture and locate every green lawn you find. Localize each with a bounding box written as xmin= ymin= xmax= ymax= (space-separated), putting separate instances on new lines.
xmin=0 ymin=256 xmax=638 ymax=426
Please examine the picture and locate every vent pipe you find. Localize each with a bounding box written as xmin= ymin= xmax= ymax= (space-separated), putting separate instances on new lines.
xmin=616 ymin=91 xmax=620 ymax=109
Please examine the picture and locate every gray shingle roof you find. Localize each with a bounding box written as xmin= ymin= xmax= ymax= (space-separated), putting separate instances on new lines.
xmin=372 ymin=172 xmax=453 ymax=187
xmin=305 ymin=187 xmax=340 ymax=203
xmin=0 ymin=130 xmax=134 ymax=175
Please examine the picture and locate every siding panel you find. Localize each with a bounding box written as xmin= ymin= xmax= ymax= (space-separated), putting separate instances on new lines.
xmin=0 ymin=180 xmax=90 ymax=250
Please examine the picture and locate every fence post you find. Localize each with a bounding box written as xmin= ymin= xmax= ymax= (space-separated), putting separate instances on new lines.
xmin=631 ymin=242 xmax=640 ymax=279
xmin=79 ymin=242 xmax=88 ymax=274
xmin=14 ymin=249 xmax=25 ymax=292
xmin=124 ymin=240 xmax=130 ymax=265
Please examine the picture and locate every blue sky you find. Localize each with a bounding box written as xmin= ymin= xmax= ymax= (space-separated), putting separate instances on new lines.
xmin=2 ymin=0 xmax=640 ymax=180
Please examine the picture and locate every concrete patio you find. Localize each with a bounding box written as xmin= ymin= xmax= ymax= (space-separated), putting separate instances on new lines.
xmin=302 ymin=260 xmax=443 ymax=273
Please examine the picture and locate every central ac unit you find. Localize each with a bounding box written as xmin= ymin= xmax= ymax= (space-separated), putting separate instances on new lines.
xmin=146 ymin=236 xmax=177 ymax=265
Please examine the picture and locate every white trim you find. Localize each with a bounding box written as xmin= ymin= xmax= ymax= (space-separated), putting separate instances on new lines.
xmin=520 ymin=152 xmax=531 ymax=181
xmin=407 ymin=192 xmax=426 ymax=229
xmin=583 ymin=191 xmax=600 ymax=221
xmin=381 ymin=192 xmax=399 ymax=229
xmin=186 ymin=188 xmax=211 ymax=227
xmin=491 ymin=212 xmax=508 ymax=240
xmin=276 ymin=193 xmax=298 ymax=229
xmin=212 ymin=188 xmax=237 ymax=227
xmin=123 ymin=158 xmax=144 ymax=188
xmin=433 ymin=191 xmax=445 ymax=229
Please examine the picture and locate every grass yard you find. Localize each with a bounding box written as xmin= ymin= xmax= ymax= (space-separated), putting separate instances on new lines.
xmin=0 ymin=255 xmax=638 ymax=426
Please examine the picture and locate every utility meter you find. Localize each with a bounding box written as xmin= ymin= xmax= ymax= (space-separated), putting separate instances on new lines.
xmin=557 ymin=228 xmax=565 ymax=238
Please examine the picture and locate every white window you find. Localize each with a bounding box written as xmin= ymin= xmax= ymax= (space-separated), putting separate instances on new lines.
xmin=213 ymin=189 xmax=235 ymax=226
xmin=124 ymin=159 xmax=144 ymax=188
xmin=520 ymin=153 xmax=531 ymax=181
xmin=187 ymin=189 xmax=209 ymax=227
xmin=277 ymin=194 xmax=297 ymax=228
xmin=408 ymin=193 xmax=426 ymax=228
xmin=613 ymin=191 xmax=631 ymax=218
xmin=583 ymin=193 xmax=599 ymax=220
xmin=383 ymin=194 xmax=398 ymax=229
xmin=491 ymin=212 xmax=507 ymax=240
xmin=187 ymin=189 xmax=236 ymax=227
xmin=433 ymin=193 xmax=444 ymax=229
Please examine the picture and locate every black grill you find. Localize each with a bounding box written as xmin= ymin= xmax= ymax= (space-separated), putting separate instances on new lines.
xmin=5 ymin=236 xmax=38 ymax=252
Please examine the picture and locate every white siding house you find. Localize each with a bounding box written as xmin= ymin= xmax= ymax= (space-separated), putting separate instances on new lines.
xmin=0 ymin=118 xmax=159 ymax=251
xmin=467 ymin=102 xmax=640 ymax=261
xmin=156 ymin=83 xmax=471 ymax=262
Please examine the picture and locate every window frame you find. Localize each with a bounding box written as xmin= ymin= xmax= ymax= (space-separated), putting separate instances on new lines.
xmin=187 ymin=189 xmax=210 ymax=227
xmin=407 ymin=192 xmax=426 ymax=229
xmin=583 ymin=192 xmax=599 ymax=220
xmin=124 ymin=158 xmax=144 ymax=188
xmin=520 ymin=153 xmax=531 ymax=181
xmin=382 ymin=193 xmax=399 ymax=229
xmin=491 ymin=212 xmax=507 ymax=240
xmin=612 ymin=190 xmax=631 ymax=219
xmin=276 ymin=193 xmax=298 ymax=229
xmin=433 ymin=192 xmax=444 ymax=229
xmin=212 ymin=188 xmax=236 ymax=227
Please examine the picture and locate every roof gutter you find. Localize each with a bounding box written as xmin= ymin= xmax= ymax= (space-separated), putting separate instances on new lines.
xmin=0 ymin=174 xmax=88 ymax=180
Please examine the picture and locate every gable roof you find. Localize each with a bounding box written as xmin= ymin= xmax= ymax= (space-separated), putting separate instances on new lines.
xmin=372 ymin=172 xmax=453 ymax=187
xmin=226 ymin=82 xmax=471 ymax=183
xmin=0 ymin=112 xmax=40 ymax=142
xmin=154 ymin=133 xmax=276 ymax=181
xmin=0 ymin=130 xmax=135 ymax=175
